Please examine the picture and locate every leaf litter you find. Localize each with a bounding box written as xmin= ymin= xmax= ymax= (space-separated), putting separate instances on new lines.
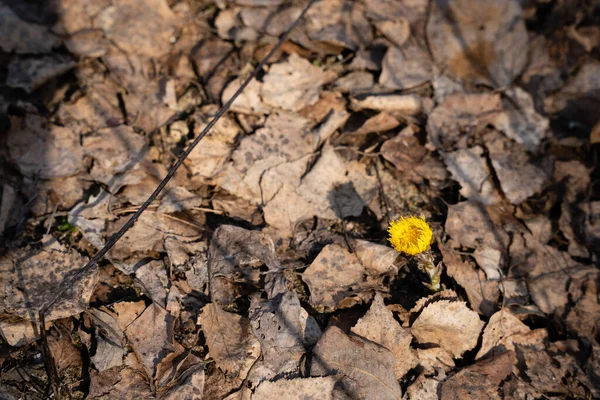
xmin=0 ymin=0 xmax=599 ymax=398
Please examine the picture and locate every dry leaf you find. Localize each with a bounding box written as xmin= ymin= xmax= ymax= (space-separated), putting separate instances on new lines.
xmin=440 ymin=244 xmax=499 ymax=316
xmin=304 ymin=0 xmax=373 ymax=51
xmin=160 ymin=366 xmax=205 ymax=400
xmin=125 ymin=303 xmax=176 ymax=380
xmin=405 ymin=373 xmax=441 ymax=400
xmin=334 ymin=71 xmax=374 ymax=93
xmin=380 ymin=43 xmax=432 ymax=90
xmin=249 ymin=290 xmax=321 ymax=381
xmin=81 ymin=125 xmax=148 ymax=188
xmin=0 ymin=5 xmax=61 ymax=53
xmin=197 ymin=303 xmax=260 ymax=384
xmin=351 ymin=93 xmax=432 ymax=115
xmin=7 ymin=114 xmax=84 ymax=179
xmin=261 ymin=54 xmax=337 ymax=111
xmin=440 ymin=351 xmax=515 ymax=400
xmin=416 ymin=347 xmax=455 ymax=375
xmin=476 ymin=309 xmax=531 ymax=359
xmin=311 ymin=326 xmax=403 ymax=400
xmin=89 ymin=353 xmax=152 ymax=399
xmin=485 ymin=132 xmax=549 ymax=205
xmin=427 ymin=0 xmax=528 ymax=87
xmin=96 ymin=0 xmax=177 ymax=57
xmin=0 ymin=235 xmax=96 ymax=322
xmin=441 ymin=146 xmax=502 ymax=205
xmin=352 ymin=240 xmax=399 ymax=276
xmin=208 ymin=225 xmax=276 ymax=307
xmin=411 ymin=300 xmax=485 ymax=359
xmin=253 ymin=377 xmax=336 ymax=400
xmin=445 ymin=201 xmax=509 ymax=251
xmin=351 ymin=293 xmax=418 ymax=379
xmin=427 ymin=92 xmax=503 ymax=151
xmin=302 ymin=244 xmax=369 ymax=311
xmin=7 ymin=55 xmax=76 ymax=93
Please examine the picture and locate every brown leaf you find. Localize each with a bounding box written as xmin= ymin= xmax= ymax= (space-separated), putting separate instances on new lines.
xmin=441 ymin=146 xmax=503 ymax=205
xmin=125 ymin=303 xmax=176 ymax=379
xmin=353 ymin=240 xmax=399 ymax=276
xmin=302 ymin=244 xmax=369 ymax=311
xmin=248 ymin=290 xmax=321 ymax=381
xmin=261 ymin=54 xmax=337 ymax=111
xmin=198 ymin=303 xmax=260 ymax=384
xmin=427 ymin=0 xmax=528 ymax=87
xmin=441 ymin=352 xmax=516 ymax=400
xmin=476 ymin=310 xmax=531 ymax=360
xmin=96 ymin=0 xmax=177 ymax=57
xmin=253 ymin=377 xmax=337 ymax=400
xmin=380 ymin=43 xmax=432 ymax=90
xmin=311 ymin=326 xmax=403 ymax=400
xmin=7 ymin=114 xmax=84 ymax=179
xmin=485 ymin=131 xmax=549 ymax=205
xmin=0 ymin=5 xmax=61 ymax=53
xmin=411 ymin=300 xmax=485 ymax=359
xmin=351 ymin=293 xmax=418 ymax=379
xmin=0 ymin=235 xmax=96 ymax=322
xmin=7 ymin=55 xmax=76 ymax=93
xmin=428 ymin=91 xmax=502 ymax=148
xmin=208 ymin=225 xmax=276 ymax=308
xmin=441 ymin=244 xmax=499 ymax=316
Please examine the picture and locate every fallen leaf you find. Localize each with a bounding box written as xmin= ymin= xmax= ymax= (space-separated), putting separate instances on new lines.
xmin=416 ymin=347 xmax=455 ymax=375
xmin=427 ymin=0 xmax=528 ymax=87
xmin=197 ymin=303 xmax=261 ymax=384
xmin=440 ymin=351 xmax=515 ymax=400
xmin=249 ymin=289 xmax=321 ymax=380
xmin=95 ymin=0 xmax=177 ymax=58
xmin=208 ymin=225 xmax=276 ymax=308
xmin=380 ymin=43 xmax=432 ymax=90
xmin=405 ymin=373 xmax=442 ymax=400
xmin=426 ymin=93 xmax=502 ymax=151
xmin=334 ymin=71 xmax=375 ymax=93
xmin=88 ymin=353 xmax=152 ymax=398
xmin=160 ymin=366 xmax=205 ymax=400
xmin=0 ymin=235 xmax=96 ymax=322
xmin=440 ymin=244 xmax=499 ymax=316
xmin=476 ymin=309 xmax=531 ymax=359
xmin=7 ymin=114 xmax=84 ymax=179
xmin=81 ymin=126 xmax=148 ymax=189
xmin=353 ymin=240 xmax=399 ymax=276
xmin=0 ymin=5 xmax=60 ymax=53
xmin=302 ymin=244 xmax=369 ymax=311
xmin=485 ymin=131 xmax=549 ymax=205
xmin=253 ymin=377 xmax=336 ymax=400
xmin=351 ymin=93 xmax=432 ymax=115
xmin=351 ymin=293 xmax=418 ymax=379
xmin=7 ymin=55 xmax=76 ymax=93
xmin=493 ymin=87 xmax=549 ymax=152
xmin=304 ymin=0 xmax=373 ymax=51
xmin=441 ymin=146 xmax=502 ymax=205
xmin=411 ymin=300 xmax=485 ymax=359
xmin=125 ymin=303 xmax=177 ymax=380
xmin=311 ymin=326 xmax=403 ymax=400
xmin=445 ymin=200 xmax=509 ymax=251
xmin=261 ymin=54 xmax=337 ymax=111
xmin=222 ymin=78 xmax=271 ymax=115
xmin=0 ymin=316 xmax=50 ymax=347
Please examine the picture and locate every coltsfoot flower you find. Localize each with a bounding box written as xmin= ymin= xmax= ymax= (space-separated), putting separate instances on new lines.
xmin=387 ymin=216 xmax=433 ymax=256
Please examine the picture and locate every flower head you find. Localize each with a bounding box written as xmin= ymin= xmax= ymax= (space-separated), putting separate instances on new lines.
xmin=387 ymin=216 xmax=433 ymax=256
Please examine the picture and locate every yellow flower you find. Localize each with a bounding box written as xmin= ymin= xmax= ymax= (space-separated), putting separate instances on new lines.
xmin=387 ymin=216 xmax=433 ymax=256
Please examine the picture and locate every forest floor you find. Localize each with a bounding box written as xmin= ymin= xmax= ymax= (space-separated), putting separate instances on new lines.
xmin=1 ymin=0 xmax=599 ymax=399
